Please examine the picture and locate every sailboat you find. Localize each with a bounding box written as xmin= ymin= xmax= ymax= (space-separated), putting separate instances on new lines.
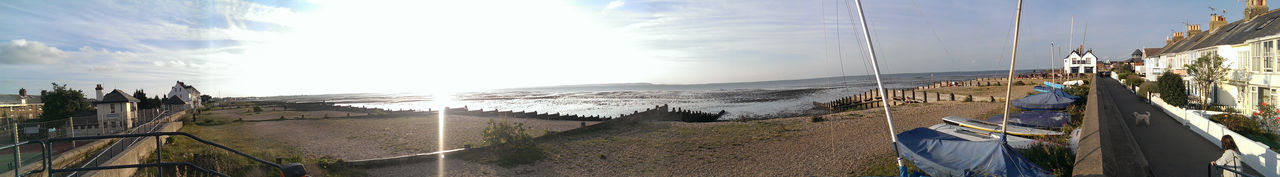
xmin=846 ymin=0 xmax=1053 ymax=176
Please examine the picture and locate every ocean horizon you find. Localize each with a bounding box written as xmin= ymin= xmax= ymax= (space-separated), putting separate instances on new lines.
xmin=248 ymin=69 xmax=1040 ymax=119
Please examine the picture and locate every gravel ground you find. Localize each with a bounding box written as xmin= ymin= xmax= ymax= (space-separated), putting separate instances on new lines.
xmin=232 ymin=114 xmax=597 ymax=160
xmin=206 ymin=107 xmax=369 ymax=121
xmin=361 ymin=101 xmax=1007 ymax=176
xmin=918 ymin=78 xmax=1051 ymax=101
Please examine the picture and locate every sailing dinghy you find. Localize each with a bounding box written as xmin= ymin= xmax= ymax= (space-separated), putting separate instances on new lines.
xmin=942 ymin=116 xmax=1063 ymax=136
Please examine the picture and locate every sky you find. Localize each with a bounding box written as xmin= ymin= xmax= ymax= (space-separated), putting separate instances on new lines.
xmin=0 ymin=0 xmax=1256 ymax=97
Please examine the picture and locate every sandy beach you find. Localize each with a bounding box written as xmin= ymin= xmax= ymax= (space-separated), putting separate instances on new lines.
xmin=195 ymin=109 xmax=599 ymax=161
xmin=359 ymin=101 xmax=1008 ymax=176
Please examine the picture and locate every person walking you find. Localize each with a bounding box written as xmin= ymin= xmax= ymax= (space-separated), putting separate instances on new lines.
xmin=1212 ymin=135 xmax=1243 ymax=177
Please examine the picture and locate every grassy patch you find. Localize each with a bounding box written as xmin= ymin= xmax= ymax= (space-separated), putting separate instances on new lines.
xmin=1019 ymin=142 xmax=1074 ymax=177
xmin=853 ymin=153 xmax=922 ymax=176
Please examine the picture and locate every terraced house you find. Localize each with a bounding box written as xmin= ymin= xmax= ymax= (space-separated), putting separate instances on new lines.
xmin=1147 ymin=0 xmax=1280 ymax=113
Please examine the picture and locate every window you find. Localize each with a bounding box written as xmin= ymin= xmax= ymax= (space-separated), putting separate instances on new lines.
xmin=1259 ymin=40 xmax=1269 ymax=71
xmin=110 ymin=104 xmax=116 ymax=113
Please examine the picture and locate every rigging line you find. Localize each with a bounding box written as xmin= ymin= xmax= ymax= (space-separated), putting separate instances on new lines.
xmin=910 ymin=0 xmax=956 ymax=63
xmin=850 ymin=0 xmax=905 ymax=172
xmin=835 ymin=0 xmax=850 ymax=87
xmin=1000 ymin=0 xmax=1025 ymax=141
xmin=821 ymin=0 xmax=832 ymax=89
xmin=997 ymin=3 xmax=1017 ymax=67
xmin=820 ymin=0 xmax=836 ymax=158
xmin=841 ymin=0 xmax=875 ymax=78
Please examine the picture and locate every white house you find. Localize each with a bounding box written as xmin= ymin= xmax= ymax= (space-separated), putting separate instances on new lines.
xmin=94 ymin=85 xmax=138 ymax=134
xmin=1147 ymin=0 xmax=1280 ymax=113
xmin=166 ymin=81 xmax=202 ymax=109
xmin=1141 ymin=48 xmax=1164 ymax=81
xmin=1063 ymin=49 xmax=1098 ymax=74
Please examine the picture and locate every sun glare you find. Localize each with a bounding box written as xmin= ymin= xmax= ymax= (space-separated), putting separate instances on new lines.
xmin=213 ymin=1 xmax=658 ymax=96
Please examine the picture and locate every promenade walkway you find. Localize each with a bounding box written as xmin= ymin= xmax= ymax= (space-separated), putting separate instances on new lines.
xmin=1096 ymin=77 xmax=1259 ymax=176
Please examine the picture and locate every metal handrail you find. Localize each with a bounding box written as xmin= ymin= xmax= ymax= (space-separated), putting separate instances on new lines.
xmin=66 ymin=109 xmax=169 ymax=177
xmin=0 ymin=131 xmax=301 ymax=177
xmin=42 ymin=132 xmax=287 ymax=175
xmin=1209 ymin=162 xmax=1258 ymax=177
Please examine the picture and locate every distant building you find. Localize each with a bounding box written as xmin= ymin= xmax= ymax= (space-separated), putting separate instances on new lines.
xmin=166 ymin=81 xmax=203 ymax=109
xmin=95 ymin=86 xmax=138 ymax=134
xmin=0 ymin=88 xmax=43 ymax=119
xmin=1063 ymin=49 xmax=1098 ymax=74
xmin=1140 ymin=48 xmax=1164 ymax=81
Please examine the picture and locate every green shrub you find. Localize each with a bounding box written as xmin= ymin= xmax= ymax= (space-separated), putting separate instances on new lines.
xmin=1019 ymin=142 xmax=1074 ymax=177
xmin=1157 ymin=72 xmax=1188 ymax=107
xmin=1214 ymin=114 xmax=1266 ymax=138
xmin=1124 ymin=75 xmax=1144 ymax=88
xmin=252 ymin=106 xmax=263 ymax=113
xmin=963 ymin=95 xmax=973 ymax=102
xmin=1137 ymin=82 xmax=1158 ymax=97
xmin=481 ymin=119 xmax=544 ymax=167
xmin=1014 ymin=81 xmax=1026 ymax=86
xmin=810 ymin=116 xmax=826 ymax=123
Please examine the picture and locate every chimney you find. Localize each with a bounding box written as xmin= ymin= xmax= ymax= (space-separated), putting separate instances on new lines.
xmin=1166 ymin=36 xmax=1173 ymax=46
xmin=18 ymin=88 xmax=26 ymax=105
xmin=1246 ymin=0 xmax=1270 ymax=21
xmin=1210 ymin=14 xmax=1229 ymax=31
xmin=95 ymin=84 xmax=104 ymax=101
xmin=1173 ymin=32 xmax=1185 ymax=42
xmin=1187 ymin=24 xmax=1202 ymax=37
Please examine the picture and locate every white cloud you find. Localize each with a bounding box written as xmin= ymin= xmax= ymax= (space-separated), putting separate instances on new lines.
xmin=602 ymin=0 xmax=625 ymax=13
xmin=0 ymin=39 xmax=70 ymax=64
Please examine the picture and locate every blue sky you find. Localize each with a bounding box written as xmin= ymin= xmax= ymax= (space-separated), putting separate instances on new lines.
xmin=0 ymin=0 xmax=1256 ymax=97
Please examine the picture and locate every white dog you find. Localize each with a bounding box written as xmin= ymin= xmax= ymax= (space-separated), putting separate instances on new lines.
xmin=1132 ymin=111 xmax=1151 ymax=126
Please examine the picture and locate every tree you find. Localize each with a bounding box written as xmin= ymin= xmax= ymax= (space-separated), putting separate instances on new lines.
xmin=201 ymin=95 xmax=213 ymax=104
xmin=39 ymin=83 xmax=93 ymax=120
xmin=1186 ymin=53 xmax=1229 ymax=109
xmin=1158 ymin=72 xmax=1189 ymax=107
xmin=1124 ymin=75 xmax=1144 ymax=88
xmin=133 ymin=90 xmax=157 ymax=109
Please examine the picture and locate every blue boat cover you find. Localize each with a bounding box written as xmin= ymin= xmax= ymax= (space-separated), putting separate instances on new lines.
xmin=986 ymin=110 xmax=1072 ymax=129
xmin=1013 ymin=91 xmax=1076 ymax=110
xmin=1032 ymin=86 xmax=1050 ymax=93
xmin=896 ymin=128 xmax=1053 ymax=177
xmin=1052 ymin=89 xmax=1081 ymax=99
xmin=1042 ymin=81 xmax=1064 ymax=89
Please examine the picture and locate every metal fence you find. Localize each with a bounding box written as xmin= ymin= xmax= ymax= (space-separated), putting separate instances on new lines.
xmin=60 ymin=109 xmax=175 ymax=177
xmin=0 ymin=118 xmax=74 ymax=173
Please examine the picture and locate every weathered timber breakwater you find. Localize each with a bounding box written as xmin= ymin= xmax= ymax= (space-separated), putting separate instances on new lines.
xmin=445 ymin=104 xmax=725 ymax=122
xmin=253 ymin=101 xmax=727 ymax=122
xmin=813 ymin=77 xmax=1009 ymax=112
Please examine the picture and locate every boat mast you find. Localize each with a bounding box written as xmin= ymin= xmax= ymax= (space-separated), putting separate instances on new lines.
xmin=849 ymin=0 xmax=905 ymax=174
xmin=1000 ymin=0 xmax=1026 ymax=140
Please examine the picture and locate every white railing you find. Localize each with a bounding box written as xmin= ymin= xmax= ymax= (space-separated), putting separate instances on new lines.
xmin=1150 ymin=96 xmax=1280 ymax=177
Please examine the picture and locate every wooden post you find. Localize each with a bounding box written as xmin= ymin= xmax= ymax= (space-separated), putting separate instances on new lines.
xmin=923 ymin=91 xmax=928 ymax=103
xmin=950 ymin=93 xmax=955 ymax=101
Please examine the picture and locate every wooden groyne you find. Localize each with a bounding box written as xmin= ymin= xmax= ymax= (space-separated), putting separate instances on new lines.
xmin=255 ymin=101 xmax=727 ymax=123
xmin=614 ymin=104 xmax=726 ymax=122
xmin=445 ymin=106 xmax=607 ymax=121
xmin=814 ymin=77 xmax=1011 ymax=112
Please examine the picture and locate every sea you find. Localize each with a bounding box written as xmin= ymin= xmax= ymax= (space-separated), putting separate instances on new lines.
xmin=261 ymin=70 xmax=1036 ymax=120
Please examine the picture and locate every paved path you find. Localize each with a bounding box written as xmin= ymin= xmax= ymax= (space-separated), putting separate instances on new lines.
xmin=1096 ymin=77 xmax=1256 ymax=176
